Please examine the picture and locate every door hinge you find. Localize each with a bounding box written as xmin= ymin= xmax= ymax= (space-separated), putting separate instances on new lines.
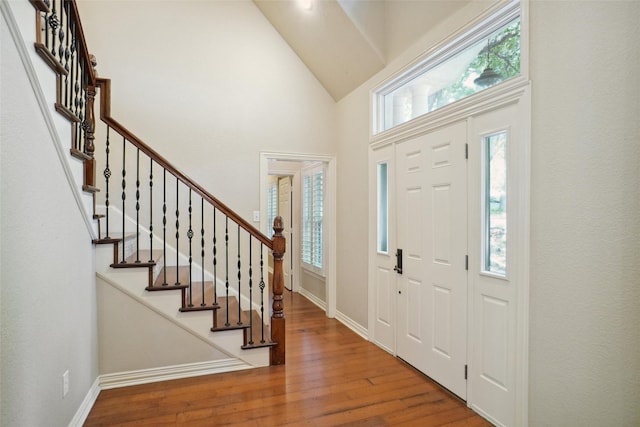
xmin=465 ymin=364 xmax=468 ymax=380
xmin=465 ymin=143 xmax=468 ymax=159
xmin=465 ymin=255 xmax=468 ymax=271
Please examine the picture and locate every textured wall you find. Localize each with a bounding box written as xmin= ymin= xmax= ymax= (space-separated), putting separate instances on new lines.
xmin=1 ymin=5 xmax=99 ymax=425
xmin=77 ymin=0 xmax=337 ymax=228
xmin=529 ymin=1 xmax=640 ymax=424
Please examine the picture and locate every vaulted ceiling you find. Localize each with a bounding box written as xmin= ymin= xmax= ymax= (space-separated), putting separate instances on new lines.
xmin=253 ymin=0 xmax=471 ymax=101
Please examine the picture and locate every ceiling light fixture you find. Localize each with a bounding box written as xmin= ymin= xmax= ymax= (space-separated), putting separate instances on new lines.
xmin=298 ymin=0 xmax=313 ymax=11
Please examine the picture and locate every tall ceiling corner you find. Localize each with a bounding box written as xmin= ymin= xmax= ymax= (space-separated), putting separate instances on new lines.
xmin=253 ymin=0 xmax=386 ymax=101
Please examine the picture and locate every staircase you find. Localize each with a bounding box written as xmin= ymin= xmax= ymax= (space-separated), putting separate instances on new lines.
xmin=26 ymin=0 xmax=286 ymax=371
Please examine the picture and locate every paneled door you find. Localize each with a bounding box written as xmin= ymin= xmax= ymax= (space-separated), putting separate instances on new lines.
xmin=278 ymin=176 xmax=293 ymax=291
xmin=395 ymin=121 xmax=468 ymax=399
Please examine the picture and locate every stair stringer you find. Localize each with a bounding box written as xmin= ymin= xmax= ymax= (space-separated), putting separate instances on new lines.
xmin=95 ymin=245 xmax=271 ymax=369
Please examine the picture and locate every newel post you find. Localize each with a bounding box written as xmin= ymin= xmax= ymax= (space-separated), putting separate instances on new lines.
xmin=83 ymin=54 xmax=98 ymax=188
xmin=270 ymin=216 xmax=286 ymax=365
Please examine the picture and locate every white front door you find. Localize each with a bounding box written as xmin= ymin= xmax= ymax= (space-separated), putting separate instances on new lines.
xmin=278 ymin=176 xmax=293 ymax=291
xmin=395 ymin=121 xmax=468 ymax=399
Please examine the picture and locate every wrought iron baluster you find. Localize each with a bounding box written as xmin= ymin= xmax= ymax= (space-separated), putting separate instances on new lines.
xmin=103 ymin=126 xmax=111 ymax=238
xmin=59 ymin=2 xmax=67 ymax=105
xmin=44 ymin=8 xmax=49 ymax=50
xmin=135 ymin=148 xmax=140 ymax=263
xmin=162 ymin=169 xmax=167 ymax=286
xmin=57 ymin=1 xmax=64 ymax=68
xmin=68 ymin=21 xmax=75 ymax=111
xmin=149 ymin=159 xmax=154 ymax=262
xmin=120 ymin=136 xmax=126 ymax=263
xmin=187 ymin=189 xmax=193 ymax=307
xmin=237 ymin=225 xmax=242 ymax=325
xmin=64 ymin=7 xmax=71 ymax=109
xmin=213 ymin=207 xmax=217 ymax=307
xmin=49 ymin=0 xmax=58 ymax=57
xmin=248 ymin=235 xmax=254 ymax=345
xmin=175 ymin=178 xmax=180 ymax=286
xmin=225 ymin=216 xmax=229 ymax=327
xmin=259 ymin=245 xmax=266 ymax=343
xmin=200 ymin=198 xmax=206 ymax=307
xmin=79 ymin=74 xmax=86 ymax=152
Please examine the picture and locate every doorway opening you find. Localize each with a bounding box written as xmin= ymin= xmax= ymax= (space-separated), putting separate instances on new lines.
xmin=260 ymin=152 xmax=337 ymax=318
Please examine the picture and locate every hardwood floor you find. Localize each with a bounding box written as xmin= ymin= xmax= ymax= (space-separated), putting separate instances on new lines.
xmin=84 ymin=292 xmax=491 ymax=426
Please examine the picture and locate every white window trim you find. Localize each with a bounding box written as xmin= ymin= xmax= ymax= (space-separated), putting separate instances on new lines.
xmin=371 ymin=0 xmax=526 ymax=140
xmin=301 ymin=163 xmax=325 ymax=276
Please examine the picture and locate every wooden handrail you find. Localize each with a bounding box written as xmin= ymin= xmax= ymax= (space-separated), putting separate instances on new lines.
xmin=95 ymin=77 xmax=273 ymax=249
xmin=68 ymin=0 xmax=96 ymax=85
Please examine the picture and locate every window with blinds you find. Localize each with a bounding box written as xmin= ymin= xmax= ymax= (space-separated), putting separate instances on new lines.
xmin=302 ymin=164 xmax=324 ymax=274
xmin=266 ymin=182 xmax=278 ymax=239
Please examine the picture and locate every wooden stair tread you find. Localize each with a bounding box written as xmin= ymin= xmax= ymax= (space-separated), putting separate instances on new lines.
xmin=82 ymin=184 xmax=100 ymax=194
xmin=180 ymin=280 xmax=216 ymax=311
xmin=111 ymin=250 xmax=162 ymax=268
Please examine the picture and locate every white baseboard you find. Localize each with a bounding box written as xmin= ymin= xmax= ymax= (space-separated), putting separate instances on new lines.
xmin=68 ymin=359 xmax=252 ymax=425
xmin=335 ymin=310 xmax=368 ymax=341
xmin=68 ymin=378 xmax=100 ymax=427
xmin=297 ymin=287 xmax=327 ymax=311
xmin=297 ymin=288 xmax=368 ymax=341
xmin=99 ymin=358 xmax=252 ymax=390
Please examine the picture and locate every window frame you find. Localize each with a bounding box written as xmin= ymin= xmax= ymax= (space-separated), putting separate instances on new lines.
xmin=372 ymin=1 xmax=522 ymax=136
xmin=301 ymin=163 xmax=325 ymax=276
xmin=481 ymin=130 xmax=509 ymax=278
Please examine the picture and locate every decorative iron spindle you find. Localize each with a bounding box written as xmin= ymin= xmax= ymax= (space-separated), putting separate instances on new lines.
xmin=68 ymin=23 xmax=75 ymax=110
xmin=187 ymin=189 xmax=193 ymax=307
xmin=213 ymin=207 xmax=218 ymax=307
xmin=225 ymin=216 xmax=230 ymax=327
xmin=248 ymin=235 xmax=254 ymax=345
xmin=135 ymin=148 xmax=141 ymax=263
xmin=200 ymin=198 xmax=206 ymax=307
xmin=49 ymin=0 xmax=58 ymax=57
xmin=103 ymin=126 xmax=111 ymax=239
xmin=175 ymin=178 xmax=180 ymax=286
xmin=73 ymin=51 xmax=80 ymax=117
xmin=149 ymin=159 xmax=154 ymax=262
xmin=162 ymin=169 xmax=167 ymax=286
xmin=259 ymin=245 xmax=266 ymax=343
xmin=63 ymin=5 xmax=71 ymax=108
xmin=120 ymin=136 xmax=126 ymax=264
xmin=57 ymin=2 xmax=64 ymax=67
xmin=237 ymin=225 xmax=242 ymax=325
xmin=44 ymin=9 xmax=49 ymax=49
xmin=61 ymin=3 xmax=69 ymax=107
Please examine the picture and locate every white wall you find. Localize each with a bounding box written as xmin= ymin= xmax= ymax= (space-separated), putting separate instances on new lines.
xmin=77 ymin=0 xmax=337 ymax=226
xmin=97 ymin=277 xmax=227 ymax=374
xmin=528 ymin=1 xmax=640 ymax=424
xmin=1 ymin=8 xmax=98 ymax=426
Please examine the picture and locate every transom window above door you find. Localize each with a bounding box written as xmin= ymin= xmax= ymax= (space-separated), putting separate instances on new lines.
xmin=373 ymin=1 xmax=521 ymax=134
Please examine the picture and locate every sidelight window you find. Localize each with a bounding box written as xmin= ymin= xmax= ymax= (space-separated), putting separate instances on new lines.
xmin=377 ymin=162 xmax=389 ymax=254
xmin=484 ymin=131 xmax=508 ymax=276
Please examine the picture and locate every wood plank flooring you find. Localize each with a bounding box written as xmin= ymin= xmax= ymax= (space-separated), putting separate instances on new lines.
xmin=84 ymin=292 xmax=491 ymax=426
